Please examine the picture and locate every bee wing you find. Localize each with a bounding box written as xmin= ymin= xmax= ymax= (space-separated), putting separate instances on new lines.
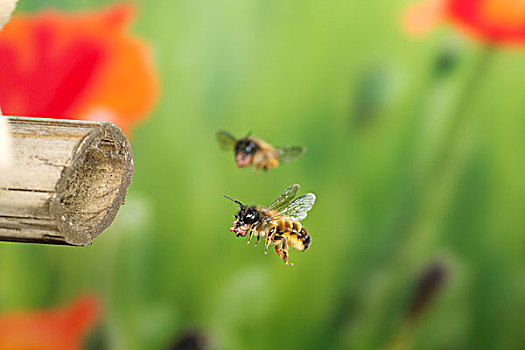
xmin=216 ymin=130 xmax=237 ymax=150
xmin=277 ymin=146 xmax=306 ymax=164
xmin=279 ymin=193 xmax=316 ymax=221
xmin=268 ymin=184 xmax=299 ymax=211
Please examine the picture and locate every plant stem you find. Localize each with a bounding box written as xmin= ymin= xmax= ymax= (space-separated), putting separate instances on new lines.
xmin=428 ymin=45 xmax=495 ymax=184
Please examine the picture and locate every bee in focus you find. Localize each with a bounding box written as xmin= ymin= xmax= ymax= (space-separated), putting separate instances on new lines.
xmin=216 ymin=130 xmax=306 ymax=171
xmin=224 ymin=184 xmax=316 ymax=266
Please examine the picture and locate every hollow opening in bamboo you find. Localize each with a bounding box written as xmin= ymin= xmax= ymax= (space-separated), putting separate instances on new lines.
xmin=57 ymin=139 xmax=124 ymax=242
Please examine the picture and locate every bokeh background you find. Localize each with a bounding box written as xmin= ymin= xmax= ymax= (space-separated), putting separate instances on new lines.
xmin=2 ymin=0 xmax=525 ymax=349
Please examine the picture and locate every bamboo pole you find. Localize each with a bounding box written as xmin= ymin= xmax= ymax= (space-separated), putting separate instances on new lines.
xmin=0 ymin=116 xmax=11 ymax=169
xmin=0 ymin=117 xmax=133 ymax=245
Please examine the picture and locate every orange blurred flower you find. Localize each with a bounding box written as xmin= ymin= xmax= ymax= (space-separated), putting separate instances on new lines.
xmin=0 ymin=295 xmax=99 ymax=350
xmin=403 ymin=0 xmax=525 ymax=46
xmin=0 ymin=3 xmax=158 ymax=135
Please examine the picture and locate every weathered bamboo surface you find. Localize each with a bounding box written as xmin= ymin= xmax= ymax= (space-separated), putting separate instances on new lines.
xmin=0 ymin=117 xmax=133 ymax=245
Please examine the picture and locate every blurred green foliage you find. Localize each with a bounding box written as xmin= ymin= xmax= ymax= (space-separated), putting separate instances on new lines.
xmin=4 ymin=1 xmax=525 ymax=349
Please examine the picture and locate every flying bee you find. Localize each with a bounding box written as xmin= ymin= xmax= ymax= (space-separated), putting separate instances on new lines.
xmin=216 ymin=130 xmax=306 ymax=171
xmin=224 ymin=184 xmax=316 ymax=266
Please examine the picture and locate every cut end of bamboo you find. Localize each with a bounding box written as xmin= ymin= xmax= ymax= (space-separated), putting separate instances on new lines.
xmin=0 ymin=117 xmax=134 ymax=246
xmin=51 ymin=122 xmax=133 ymax=245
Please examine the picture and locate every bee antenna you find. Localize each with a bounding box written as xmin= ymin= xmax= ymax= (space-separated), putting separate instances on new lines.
xmin=245 ymin=131 xmax=252 ymax=138
xmin=223 ymin=195 xmax=244 ymax=209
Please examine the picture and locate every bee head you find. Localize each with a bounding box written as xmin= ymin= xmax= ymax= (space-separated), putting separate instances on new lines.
xmin=235 ymin=137 xmax=259 ymax=159
xmin=224 ymin=195 xmax=260 ymax=227
xmin=241 ymin=207 xmax=260 ymax=225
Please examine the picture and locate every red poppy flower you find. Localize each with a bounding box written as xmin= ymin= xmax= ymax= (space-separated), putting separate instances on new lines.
xmin=0 ymin=295 xmax=99 ymax=350
xmin=403 ymin=0 xmax=525 ymax=46
xmin=0 ymin=3 xmax=158 ymax=135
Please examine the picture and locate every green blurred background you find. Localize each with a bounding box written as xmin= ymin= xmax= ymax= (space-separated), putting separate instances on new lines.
xmin=4 ymin=0 xmax=525 ymax=349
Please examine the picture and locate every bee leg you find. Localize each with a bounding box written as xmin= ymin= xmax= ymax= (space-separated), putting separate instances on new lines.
xmin=254 ymin=235 xmax=261 ymax=247
xmin=274 ymin=244 xmax=283 ymax=260
xmin=264 ymin=235 xmax=271 ymax=254
xmin=265 ymin=228 xmax=276 ymax=254
xmin=247 ymin=228 xmax=253 ymax=245
xmin=282 ymin=239 xmax=291 ymax=266
xmin=264 ymin=233 xmax=274 ymax=254
xmin=273 ymin=238 xmax=293 ymax=266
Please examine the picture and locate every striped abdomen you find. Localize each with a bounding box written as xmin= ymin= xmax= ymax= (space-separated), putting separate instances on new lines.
xmin=272 ymin=217 xmax=311 ymax=251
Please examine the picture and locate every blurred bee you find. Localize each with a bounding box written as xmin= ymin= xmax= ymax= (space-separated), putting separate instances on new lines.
xmin=216 ymin=130 xmax=306 ymax=171
xmin=224 ymin=184 xmax=316 ymax=265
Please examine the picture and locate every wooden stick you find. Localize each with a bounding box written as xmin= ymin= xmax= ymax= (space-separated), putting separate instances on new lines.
xmin=0 ymin=117 xmax=133 ymax=245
